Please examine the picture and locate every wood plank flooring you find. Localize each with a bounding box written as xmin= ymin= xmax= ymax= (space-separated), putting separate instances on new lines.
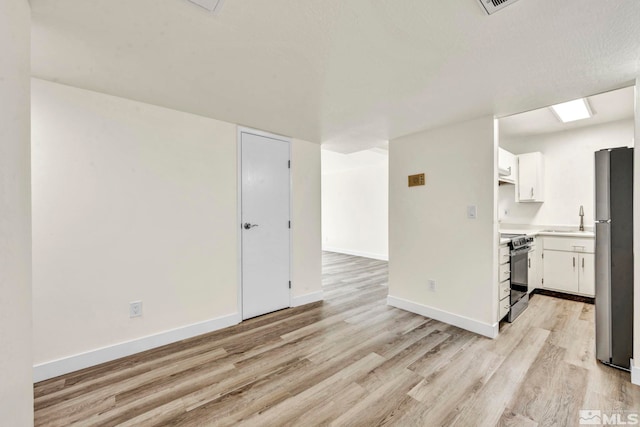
xmin=34 ymin=251 xmax=640 ymax=426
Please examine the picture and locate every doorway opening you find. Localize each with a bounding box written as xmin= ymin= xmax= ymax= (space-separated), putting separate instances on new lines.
xmin=320 ymin=146 xmax=390 ymax=298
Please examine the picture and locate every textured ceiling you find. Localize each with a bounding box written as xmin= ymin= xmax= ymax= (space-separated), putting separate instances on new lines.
xmin=500 ymin=86 xmax=635 ymax=137
xmin=30 ymin=0 xmax=640 ymax=153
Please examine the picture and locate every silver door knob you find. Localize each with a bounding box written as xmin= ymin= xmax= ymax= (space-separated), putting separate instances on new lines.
xmin=243 ymin=223 xmax=259 ymax=230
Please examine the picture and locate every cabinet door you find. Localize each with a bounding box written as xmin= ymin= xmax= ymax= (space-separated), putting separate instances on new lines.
xmin=543 ymin=250 xmax=578 ymax=293
xmin=517 ymin=152 xmax=544 ymax=202
xmin=518 ymin=155 xmax=536 ymax=201
xmin=528 ymin=247 xmax=538 ymax=292
xmin=578 ymin=253 xmax=595 ymax=296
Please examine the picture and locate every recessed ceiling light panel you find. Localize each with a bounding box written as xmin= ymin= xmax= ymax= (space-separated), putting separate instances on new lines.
xmin=550 ymin=99 xmax=593 ymax=123
xmin=187 ymin=0 xmax=225 ymax=13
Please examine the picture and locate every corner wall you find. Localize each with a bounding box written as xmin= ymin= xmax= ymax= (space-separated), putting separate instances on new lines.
xmin=292 ymin=140 xmax=323 ymax=305
xmin=388 ymin=116 xmax=498 ymax=337
xmin=0 ymin=0 xmax=33 ymax=424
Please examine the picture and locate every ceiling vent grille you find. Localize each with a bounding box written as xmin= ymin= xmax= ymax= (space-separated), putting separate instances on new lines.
xmin=477 ymin=0 xmax=521 ymax=15
xmin=187 ymin=0 xmax=225 ymax=13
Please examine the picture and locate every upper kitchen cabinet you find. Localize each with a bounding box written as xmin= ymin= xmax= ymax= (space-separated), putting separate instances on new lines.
xmin=516 ymin=152 xmax=544 ymax=202
xmin=498 ymin=147 xmax=516 ymax=184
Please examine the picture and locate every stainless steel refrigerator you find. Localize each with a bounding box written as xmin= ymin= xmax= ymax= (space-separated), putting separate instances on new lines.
xmin=595 ymin=147 xmax=634 ymax=370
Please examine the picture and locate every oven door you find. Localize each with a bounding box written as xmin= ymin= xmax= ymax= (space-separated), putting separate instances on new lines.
xmin=510 ymin=248 xmax=530 ymax=302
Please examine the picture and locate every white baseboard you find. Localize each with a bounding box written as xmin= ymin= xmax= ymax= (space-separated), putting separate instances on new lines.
xmin=387 ymin=295 xmax=499 ymax=339
xmin=33 ymin=313 xmax=241 ymax=383
xmin=632 ymin=359 xmax=640 ymax=386
xmin=291 ymin=291 xmax=323 ymax=307
xmin=322 ymin=246 xmax=388 ymax=261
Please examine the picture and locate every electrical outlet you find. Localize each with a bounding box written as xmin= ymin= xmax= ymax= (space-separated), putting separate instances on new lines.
xmin=129 ymin=301 xmax=142 ymax=318
xmin=428 ymin=280 xmax=436 ymax=292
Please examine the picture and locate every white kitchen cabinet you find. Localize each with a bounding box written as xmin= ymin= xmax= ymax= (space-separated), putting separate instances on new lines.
xmin=516 ymin=152 xmax=544 ymax=203
xmin=542 ymin=236 xmax=594 ymax=297
xmin=498 ymin=243 xmax=510 ymax=321
xmin=579 ymin=253 xmax=595 ymax=296
xmin=543 ymin=250 xmax=579 ymax=293
xmin=527 ymin=240 xmax=540 ymax=293
xmin=498 ymin=147 xmax=516 ymax=184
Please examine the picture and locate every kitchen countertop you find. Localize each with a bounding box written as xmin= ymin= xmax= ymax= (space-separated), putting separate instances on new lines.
xmin=500 ymin=227 xmax=595 ymax=240
xmin=535 ymin=230 xmax=595 ymax=238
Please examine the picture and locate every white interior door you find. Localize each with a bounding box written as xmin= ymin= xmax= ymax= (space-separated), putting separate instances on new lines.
xmin=240 ymin=131 xmax=290 ymax=320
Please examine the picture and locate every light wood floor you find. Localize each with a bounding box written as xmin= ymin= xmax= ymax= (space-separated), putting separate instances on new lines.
xmin=34 ymin=252 xmax=640 ymax=426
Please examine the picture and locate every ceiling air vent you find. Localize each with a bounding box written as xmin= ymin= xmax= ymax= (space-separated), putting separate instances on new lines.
xmin=477 ymin=0 xmax=521 ymax=15
xmin=187 ymin=0 xmax=225 ymax=13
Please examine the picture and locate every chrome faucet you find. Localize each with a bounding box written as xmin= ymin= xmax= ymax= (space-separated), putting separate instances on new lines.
xmin=579 ymin=205 xmax=585 ymax=231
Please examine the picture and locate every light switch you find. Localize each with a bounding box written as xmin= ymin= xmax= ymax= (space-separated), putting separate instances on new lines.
xmin=467 ymin=205 xmax=477 ymax=219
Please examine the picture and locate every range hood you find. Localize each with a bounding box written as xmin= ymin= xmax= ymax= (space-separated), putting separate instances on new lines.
xmin=498 ymin=166 xmax=515 ymax=184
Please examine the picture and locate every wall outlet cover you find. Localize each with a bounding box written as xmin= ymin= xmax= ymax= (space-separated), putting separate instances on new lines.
xmin=129 ymin=301 xmax=143 ymax=318
xmin=428 ymin=280 xmax=436 ymax=292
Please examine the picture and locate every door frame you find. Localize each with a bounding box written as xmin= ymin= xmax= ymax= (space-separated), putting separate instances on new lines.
xmin=236 ymin=126 xmax=293 ymax=320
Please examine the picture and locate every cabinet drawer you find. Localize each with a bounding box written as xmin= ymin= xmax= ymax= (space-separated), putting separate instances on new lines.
xmin=499 ymin=280 xmax=510 ymax=300
xmin=499 ymin=245 xmax=510 ymax=264
xmin=499 ymin=263 xmax=510 ymax=282
xmin=499 ymin=296 xmax=510 ymax=319
xmin=543 ymin=237 xmax=594 ymax=253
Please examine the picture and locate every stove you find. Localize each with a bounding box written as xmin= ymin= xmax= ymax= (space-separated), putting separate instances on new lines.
xmin=500 ymin=233 xmax=533 ymax=322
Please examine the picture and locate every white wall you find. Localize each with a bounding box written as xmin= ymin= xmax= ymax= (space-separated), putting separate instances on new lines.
xmin=32 ymin=79 xmax=322 ymax=379
xmin=499 ymin=119 xmax=634 ymax=227
xmin=634 ymin=81 xmax=640 ymax=385
xmin=292 ymin=140 xmax=323 ymax=304
xmin=32 ymin=78 xmax=238 ymax=368
xmin=321 ymin=149 xmax=388 ymax=260
xmin=388 ymin=116 xmax=498 ymax=337
xmin=0 ymin=1 xmax=33 ymax=424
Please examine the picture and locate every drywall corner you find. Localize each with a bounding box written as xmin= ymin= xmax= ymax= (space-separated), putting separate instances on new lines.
xmin=291 ymin=139 xmax=322 ymax=300
xmin=388 ymin=116 xmax=496 ymax=330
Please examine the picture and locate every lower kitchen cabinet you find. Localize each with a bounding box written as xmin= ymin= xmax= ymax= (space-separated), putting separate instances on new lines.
xmin=499 ymin=296 xmax=510 ymax=320
xmin=528 ymin=240 xmax=540 ymax=292
xmin=498 ymin=243 xmax=510 ymax=320
xmin=579 ymin=253 xmax=595 ymax=295
xmin=542 ymin=250 xmax=594 ymax=296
